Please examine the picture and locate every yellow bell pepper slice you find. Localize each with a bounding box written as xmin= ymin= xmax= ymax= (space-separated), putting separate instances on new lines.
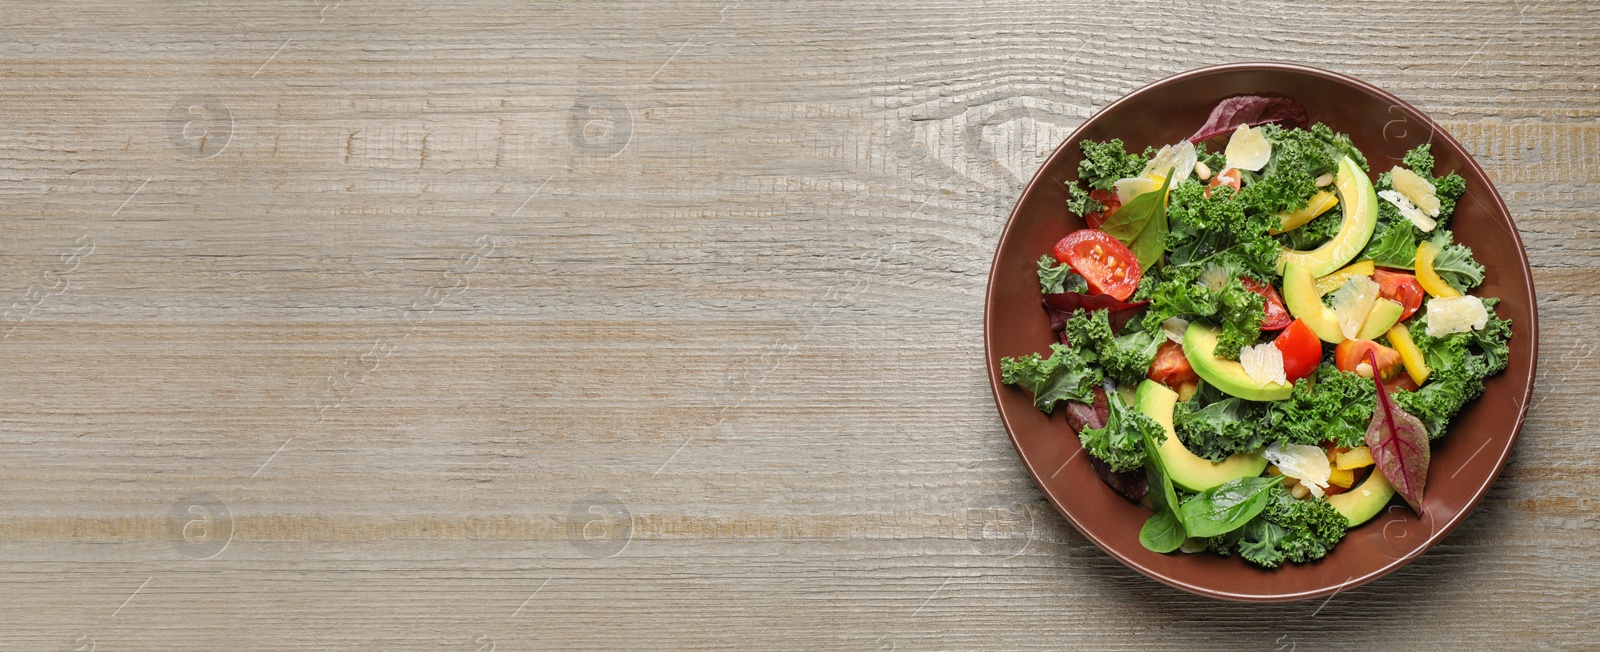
xmin=1271 ymin=190 xmax=1339 ymax=234
xmin=1314 ymin=259 xmax=1375 ymax=296
xmin=1328 ymin=466 xmax=1356 ymax=489
xmin=1335 ymin=446 xmax=1375 ymax=470
xmin=1415 ymin=240 xmax=1461 ymax=298
xmin=1387 ymin=323 xmax=1431 ymax=385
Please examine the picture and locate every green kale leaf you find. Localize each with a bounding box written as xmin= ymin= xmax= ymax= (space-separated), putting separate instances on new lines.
xmin=1392 ymin=298 xmax=1512 ymax=437
xmin=1266 ymin=365 xmax=1376 ymax=449
xmin=1077 ymin=139 xmax=1150 ymax=190
xmin=1061 ymin=309 xmax=1163 ymax=386
xmin=1427 ymin=230 xmax=1486 ymax=293
xmin=1082 ymin=386 xmax=1163 ymax=473
xmin=1201 ymin=484 xmax=1348 ymax=568
xmin=1174 ymin=382 xmax=1272 ymax=462
xmin=1037 ymin=255 xmax=1088 ymax=294
xmin=1139 ymin=276 xmax=1264 ymax=360
xmin=1000 ymin=342 xmax=1103 ymax=415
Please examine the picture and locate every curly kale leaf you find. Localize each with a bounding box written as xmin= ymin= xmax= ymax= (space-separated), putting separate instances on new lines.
xmin=1361 ymin=218 xmax=1419 ymax=269
xmin=1037 ymin=255 xmax=1087 ymax=295
xmin=1077 ymin=139 xmax=1150 ymax=190
xmin=1427 ymin=230 xmax=1486 ymax=293
xmin=1266 ymin=365 xmax=1376 ymax=449
xmin=1080 ymin=386 xmax=1162 ymax=473
xmin=1392 ymin=298 xmax=1512 ymax=437
xmin=1239 ymin=123 xmax=1364 ymax=217
xmin=1203 ymin=484 xmax=1348 ymax=568
xmin=1164 ymin=178 xmax=1282 ymax=280
xmin=1139 ymin=276 xmax=1263 ymax=360
xmin=1060 ymin=308 xmax=1162 ymax=386
xmin=999 ymin=342 xmax=1103 ymax=415
xmin=1066 ymin=183 xmax=1102 ymax=219
xmin=1361 ymin=144 xmax=1470 ymax=264
xmin=1174 ymin=382 xmax=1272 ymax=462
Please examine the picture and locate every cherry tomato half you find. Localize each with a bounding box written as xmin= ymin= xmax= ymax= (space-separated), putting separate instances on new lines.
xmin=1373 ymin=268 xmax=1426 ymax=321
xmin=1083 ymin=189 xmax=1122 ymax=230
xmin=1334 ymin=339 xmax=1403 ymax=381
xmin=1147 ymin=340 xmax=1198 ymax=390
xmin=1052 ymin=229 xmax=1141 ymax=300
xmin=1273 ymin=319 xmax=1322 ymax=382
xmin=1239 ymin=277 xmax=1292 ymax=331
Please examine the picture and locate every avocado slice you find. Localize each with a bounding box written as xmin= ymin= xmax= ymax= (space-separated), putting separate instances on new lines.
xmin=1282 ymin=262 xmax=1344 ymax=344
xmin=1326 ymin=467 xmax=1397 ymax=526
xmin=1356 ymin=299 xmax=1404 ymax=340
xmin=1181 ymin=322 xmax=1294 ymax=402
xmin=1133 ymin=380 xmax=1269 ymax=493
xmin=1276 ymin=156 xmax=1378 ymax=277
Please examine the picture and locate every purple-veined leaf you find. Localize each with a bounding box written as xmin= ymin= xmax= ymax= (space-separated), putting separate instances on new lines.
xmin=1187 ymin=95 xmax=1309 ymax=144
xmin=1364 ymin=350 xmax=1431 ymax=513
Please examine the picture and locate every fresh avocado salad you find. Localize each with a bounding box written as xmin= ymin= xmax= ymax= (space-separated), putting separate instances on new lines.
xmin=1001 ymin=95 xmax=1513 ymax=568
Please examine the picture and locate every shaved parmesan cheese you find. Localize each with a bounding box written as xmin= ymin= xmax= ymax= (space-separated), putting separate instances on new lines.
xmin=1424 ymin=295 xmax=1490 ymax=336
xmin=1265 ymin=443 xmax=1332 ymax=498
xmin=1161 ymin=317 xmax=1189 ymax=344
xmin=1114 ymin=175 xmax=1163 ymax=205
xmin=1380 ymin=189 xmax=1438 ymax=232
xmin=1390 ymin=167 xmax=1441 ymax=217
xmin=1224 ymin=124 xmax=1271 ymax=172
xmin=1141 ymin=141 xmax=1196 ymax=186
xmin=1240 ymin=342 xmax=1288 ymax=388
xmin=1330 ymin=275 xmax=1381 ymax=340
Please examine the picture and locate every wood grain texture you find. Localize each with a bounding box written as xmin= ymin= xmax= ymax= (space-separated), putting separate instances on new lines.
xmin=1 ymin=0 xmax=1597 ymax=649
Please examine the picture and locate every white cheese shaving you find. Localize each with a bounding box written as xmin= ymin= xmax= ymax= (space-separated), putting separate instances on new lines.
xmin=1330 ymin=275 xmax=1381 ymax=340
xmin=1424 ymin=295 xmax=1490 ymax=337
xmin=1161 ymin=317 xmax=1189 ymax=344
xmin=1240 ymin=342 xmax=1288 ymax=388
xmin=1224 ymin=124 xmax=1272 ymax=172
xmin=1379 ymin=189 xmax=1438 ymax=232
xmin=1141 ymin=141 xmax=1196 ymax=185
xmin=1265 ymin=443 xmax=1331 ymax=498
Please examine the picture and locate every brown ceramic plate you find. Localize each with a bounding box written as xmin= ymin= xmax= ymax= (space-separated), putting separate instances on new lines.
xmin=984 ymin=63 xmax=1538 ymax=602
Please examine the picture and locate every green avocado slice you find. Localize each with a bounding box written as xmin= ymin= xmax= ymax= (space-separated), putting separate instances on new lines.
xmin=1181 ymin=322 xmax=1294 ymax=402
xmin=1326 ymin=467 xmax=1397 ymax=527
xmin=1276 ymin=156 xmax=1378 ymax=278
xmin=1133 ymin=380 xmax=1268 ymax=493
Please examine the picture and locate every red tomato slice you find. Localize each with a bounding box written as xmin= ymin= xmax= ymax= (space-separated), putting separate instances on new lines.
xmin=1373 ymin=268 xmax=1425 ymax=321
xmin=1334 ymin=339 xmax=1403 ymax=381
xmin=1239 ymin=277 xmax=1292 ymax=331
xmin=1383 ymin=373 xmax=1420 ymax=393
xmin=1052 ymin=229 xmax=1141 ymax=301
xmin=1083 ymin=189 xmax=1121 ymax=230
xmin=1273 ymin=319 xmax=1322 ymax=382
xmin=1147 ymin=340 xmax=1198 ymax=390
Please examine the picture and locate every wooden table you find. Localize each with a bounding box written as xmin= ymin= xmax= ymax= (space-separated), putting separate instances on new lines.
xmin=2 ymin=1 xmax=1595 ymax=649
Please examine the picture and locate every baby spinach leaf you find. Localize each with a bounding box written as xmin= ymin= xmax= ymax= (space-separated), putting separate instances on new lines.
xmin=1138 ymin=408 xmax=1186 ymax=553
xmin=1099 ymin=175 xmax=1171 ymax=272
xmin=1140 ymin=509 xmax=1186 ymax=553
xmin=1178 ymin=476 xmax=1280 ymax=538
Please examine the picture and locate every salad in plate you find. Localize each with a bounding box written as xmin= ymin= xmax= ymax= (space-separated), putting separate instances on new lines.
xmin=1001 ymin=96 xmax=1513 ymax=567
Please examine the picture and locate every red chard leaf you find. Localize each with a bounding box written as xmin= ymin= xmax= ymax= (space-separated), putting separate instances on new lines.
xmin=1187 ymin=95 xmax=1310 ymax=144
xmin=1364 ymin=350 xmax=1431 ymax=514
xmin=1042 ymin=293 xmax=1149 ymax=335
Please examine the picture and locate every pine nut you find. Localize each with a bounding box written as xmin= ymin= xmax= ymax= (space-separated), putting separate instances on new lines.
xmin=1194 ymin=161 xmax=1212 ymax=182
xmin=1315 ymin=173 xmax=1334 ymax=187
